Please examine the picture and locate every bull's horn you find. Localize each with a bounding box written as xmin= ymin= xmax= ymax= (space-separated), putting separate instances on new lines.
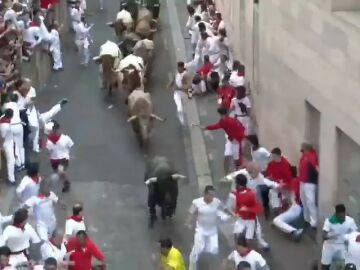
xmin=92 ymin=56 xmax=101 ymax=62
xmin=145 ymin=177 xmax=157 ymax=185
xmin=171 ymin=174 xmax=186 ymax=180
xmin=151 ymin=114 xmax=165 ymax=122
xmin=127 ymin=115 xmax=137 ymax=122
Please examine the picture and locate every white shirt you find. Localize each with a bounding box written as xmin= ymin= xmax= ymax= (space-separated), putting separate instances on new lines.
xmin=116 ymin=9 xmax=133 ymax=24
xmin=251 ymin=147 xmax=271 ymax=172
xmin=231 ymin=96 xmax=251 ymax=133
xmin=39 ymin=104 xmax=62 ymax=130
xmin=49 ymin=29 xmax=60 ymax=51
xmin=226 ymin=170 xmax=278 ymax=210
xmin=4 ymin=8 xmax=20 ymax=30
xmin=248 ymin=173 xmax=279 ymax=191
xmin=15 ymin=87 xmax=36 ymax=110
xmin=344 ymin=232 xmax=360 ymax=268
xmin=227 ymin=249 xmax=267 ymax=270
xmin=175 ymin=71 xmax=186 ymax=90
xmin=41 ymin=241 xmax=67 ymax=263
xmin=189 ymin=197 xmax=227 ymax=235
xmin=25 ymin=192 xmax=58 ymax=226
xmin=0 ymin=121 xmax=14 ymax=146
xmin=186 ymin=15 xmax=196 ymax=35
xmin=70 ymin=7 xmax=81 ymax=27
xmin=65 ymin=218 xmax=86 ymax=237
xmin=16 ymin=175 xmax=41 ymax=203
xmin=46 ymin=134 xmax=74 ymax=160
xmin=205 ymin=36 xmax=222 ymax=56
xmin=38 ymin=17 xmax=52 ymax=42
xmin=231 ymin=96 xmax=251 ymax=115
xmin=0 ymin=212 xmax=13 ymax=246
xmin=3 ymin=102 xmax=21 ymax=124
xmin=229 ymin=71 xmax=245 ymax=87
xmin=75 ymin=22 xmax=91 ymax=41
xmin=23 ymin=26 xmax=41 ymax=47
xmin=2 ymin=223 xmax=40 ymax=252
xmin=323 ymin=216 xmax=357 ymax=245
xmin=191 ymin=21 xmax=213 ymax=44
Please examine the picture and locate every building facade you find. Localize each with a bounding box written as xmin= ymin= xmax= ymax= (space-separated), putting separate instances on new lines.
xmin=215 ymin=0 xmax=360 ymax=222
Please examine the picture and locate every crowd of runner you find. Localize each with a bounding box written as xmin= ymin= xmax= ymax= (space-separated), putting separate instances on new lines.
xmin=0 ymin=0 xmax=106 ymax=269
xmin=157 ymin=0 xmax=360 ymax=270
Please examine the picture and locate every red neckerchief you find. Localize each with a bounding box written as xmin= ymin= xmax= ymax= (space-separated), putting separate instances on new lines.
xmin=13 ymin=223 xmax=25 ymax=231
xmin=67 ymin=215 xmax=83 ymax=222
xmin=0 ymin=117 xmax=10 ymax=124
xmin=356 ymin=234 xmax=360 ymax=242
xmin=38 ymin=193 xmax=49 ymax=199
xmin=237 ymin=71 xmax=245 ymax=77
xmin=236 ymin=187 xmax=248 ymax=194
xmin=47 ymin=133 xmax=61 ymax=144
xmin=29 ymin=20 xmax=39 ymax=27
xmin=31 ymin=175 xmax=39 ymax=184
xmin=238 ymin=248 xmax=251 ymax=257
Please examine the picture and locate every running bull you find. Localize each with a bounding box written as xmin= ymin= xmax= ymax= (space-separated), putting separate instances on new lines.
xmin=144 ymin=156 xmax=185 ymax=228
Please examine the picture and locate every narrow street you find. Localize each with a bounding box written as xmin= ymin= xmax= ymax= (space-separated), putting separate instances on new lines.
xmin=21 ymin=0 xmax=230 ymax=268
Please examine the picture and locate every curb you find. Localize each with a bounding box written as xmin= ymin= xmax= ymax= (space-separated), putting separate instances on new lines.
xmin=166 ymin=0 xmax=213 ymax=194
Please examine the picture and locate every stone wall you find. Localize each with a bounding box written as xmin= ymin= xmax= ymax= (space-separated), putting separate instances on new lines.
xmin=215 ymin=0 xmax=360 ymax=218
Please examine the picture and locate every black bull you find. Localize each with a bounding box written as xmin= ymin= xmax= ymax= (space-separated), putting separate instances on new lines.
xmin=144 ymin=156 xmax=185 ymax=228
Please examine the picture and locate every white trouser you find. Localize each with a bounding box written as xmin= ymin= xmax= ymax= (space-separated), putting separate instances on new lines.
xmin=9 ymin=253 xmax=28 ymax=267
xmin=189 ymin=230 xmax=219 ymax=270
xmin=51 ymin=47 xmax=63 ymax=70
xmin=191 ymin=43 xmax=197 ymax=55
xmin=321 ymin=243 xmax=345 ymax=265
xmin=72 ymin=21 xmax=79 ymax=32
xmin=234 ymin=217 xmax=256 ymax=240
xmin=76 ymin=39 xmax=90 ymax=65
xmin=3 ymin=142 xmax=15 ymax=182
xmin=300 ymin=182 xmax=317 ymax=227
xmin=37 ymin=220 xmax=56 ymax=241
xmin=29 ymin=125 xmax=40 ymax=153
xmin=28 ymin=106 xmax=40 ymax=152
xmin=192 ymin=81 xmax=206 ymax=95
xmin=273 ymin=204 xmax=302 ymax=234
xmin=12 ymin=123 xmax=24 ymax=166
xmin=224 ymin=136 xmax=240 ymax=160
xmin=255 ymin=217 xmax=269 ymax=248
xmin=173 ymin=90 xmax=187 ymax=125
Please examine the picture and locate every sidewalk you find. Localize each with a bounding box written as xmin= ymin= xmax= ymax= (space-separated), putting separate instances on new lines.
xmin=172 ymin=0 xmax=320 ymax=269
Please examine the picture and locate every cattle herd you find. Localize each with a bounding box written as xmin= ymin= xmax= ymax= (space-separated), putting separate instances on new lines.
xmin=93 ymin=1 xmax=186 ymax=228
